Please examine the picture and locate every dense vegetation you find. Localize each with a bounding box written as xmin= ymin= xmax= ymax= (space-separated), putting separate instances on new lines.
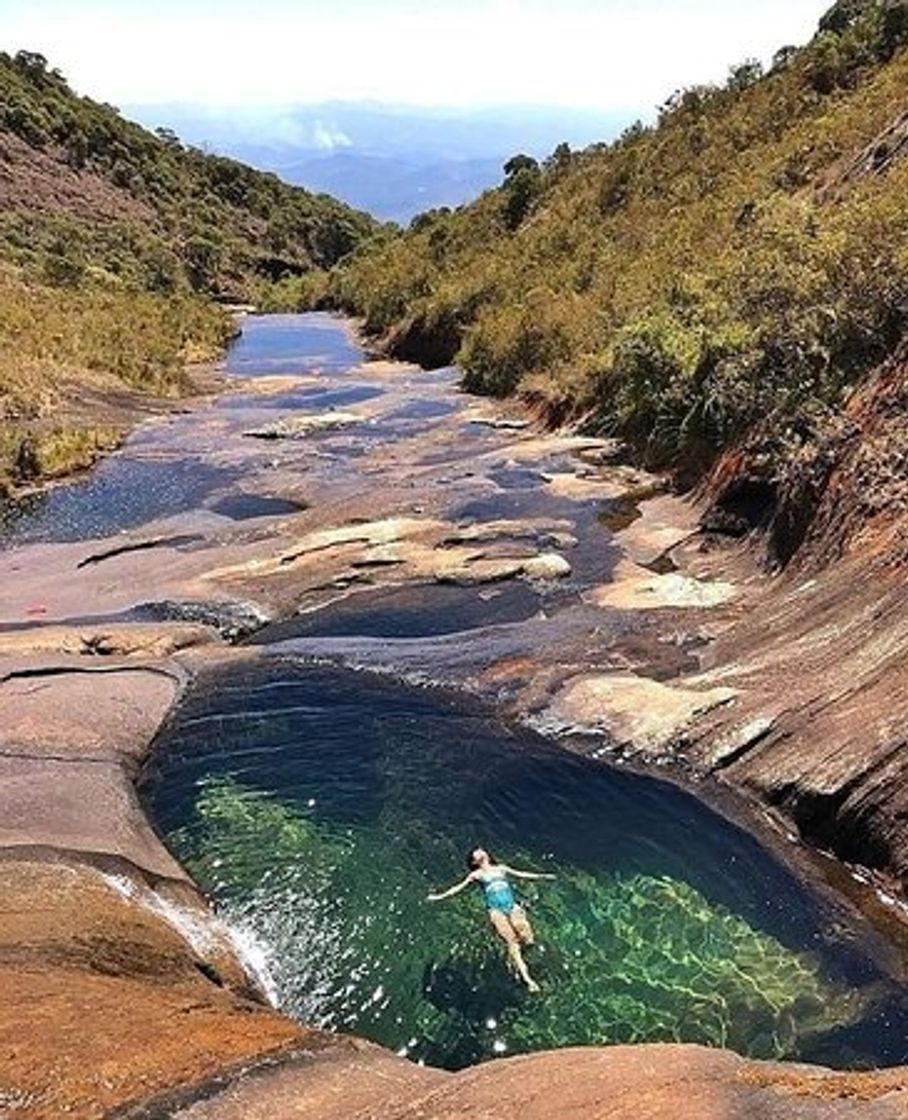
xmin=0 ymin=50 xmax=376 ymax=493
xmin=0 ymin=50 xmax=376 ymax=296
xmin=323 ymin=0 xmax=908 ymax=491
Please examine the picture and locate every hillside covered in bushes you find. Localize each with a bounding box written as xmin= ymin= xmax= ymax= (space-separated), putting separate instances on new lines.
xmin=323 ymin=0 xmax=908 ymax=514
xmin=0 ymin=50 xmax=377 ymax=494
xmin=0 ymin=50 xmax=376 ymax=297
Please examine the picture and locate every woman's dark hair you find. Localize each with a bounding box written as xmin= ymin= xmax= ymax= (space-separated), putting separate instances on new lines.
xmin=466 ymin=848 xmax=488 ymax=870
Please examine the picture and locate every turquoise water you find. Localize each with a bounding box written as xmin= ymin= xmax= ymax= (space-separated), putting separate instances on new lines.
xmin=143 ymin=662 xmax=908 ymax=1072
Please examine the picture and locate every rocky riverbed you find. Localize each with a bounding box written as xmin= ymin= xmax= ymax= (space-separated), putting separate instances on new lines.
xmin=2 ymin=314 xmax=908 ymax=1118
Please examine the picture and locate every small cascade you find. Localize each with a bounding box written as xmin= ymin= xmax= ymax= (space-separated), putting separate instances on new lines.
xmin=222 ymin=919 xmax=280 ymax=1006
xmin=101 ymin=871 xmax=279 ymax=1005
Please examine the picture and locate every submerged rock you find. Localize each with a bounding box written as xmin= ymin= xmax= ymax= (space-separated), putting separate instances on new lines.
xmin=243 ymin=411 xmax=364 ymax=439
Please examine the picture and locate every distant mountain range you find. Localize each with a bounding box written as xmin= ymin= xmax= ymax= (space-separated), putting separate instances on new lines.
xmin=125 ymin=102 xmax=631 ymax=224
xmin=254 ymin=151 xmax=505 ymax=227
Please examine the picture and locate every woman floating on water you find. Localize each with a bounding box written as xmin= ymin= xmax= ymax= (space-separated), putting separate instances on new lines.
xmin=427 ymin=848 xmax=555 ymax=992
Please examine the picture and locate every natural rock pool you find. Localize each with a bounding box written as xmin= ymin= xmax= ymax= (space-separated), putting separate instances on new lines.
xmin=143 ymin=661 xmax=908 ymax=1073
xmin=5 ymin=310 xmax=908 ymax=1088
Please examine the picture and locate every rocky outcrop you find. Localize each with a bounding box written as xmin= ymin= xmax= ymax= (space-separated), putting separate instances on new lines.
xmin=122 ymin=1044 xmax=908 ymax=1120
xmin=631 ymin=344 xmax=908 ymax=887
xmin=795 ymin=342 xmax=908 ymax=570
xmin=383 ymin=308 xmax=463 ymax=370
xmin=700 ymin=342 xmax=908 ymax=571
xmin=683 ymin=551 xmax=908 ymax=880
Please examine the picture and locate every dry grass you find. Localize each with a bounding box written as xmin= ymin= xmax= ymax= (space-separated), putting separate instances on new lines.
xmin=0 ymin=266 xmax=231 ymax=491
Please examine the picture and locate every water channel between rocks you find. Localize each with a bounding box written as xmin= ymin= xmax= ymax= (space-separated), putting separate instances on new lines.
xmin=4 ymin=314 xmax=908 ymax=1074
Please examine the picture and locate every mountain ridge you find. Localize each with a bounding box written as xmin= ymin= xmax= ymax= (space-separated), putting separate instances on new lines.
xmin=0 ymin=50 xmax=378 ymax=297
xmin=123 ymin=100 xmax=629 ymax=223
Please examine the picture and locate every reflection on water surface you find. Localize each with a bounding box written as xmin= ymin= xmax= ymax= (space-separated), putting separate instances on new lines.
xmin=144 ymin=664 xmax=908 ymax=1072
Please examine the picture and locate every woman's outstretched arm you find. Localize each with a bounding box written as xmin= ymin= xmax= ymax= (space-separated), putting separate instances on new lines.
xmin=504 ymin=866 xmax=556 ymax=881
xmin=427 ymin=873 xmax=475 ymax=902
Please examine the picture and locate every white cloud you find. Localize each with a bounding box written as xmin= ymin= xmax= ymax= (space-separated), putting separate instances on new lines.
xmin=0 ymin=0 xmax=830 ymax=111
xmin=312 ymin=121 xmax=353 ymax=150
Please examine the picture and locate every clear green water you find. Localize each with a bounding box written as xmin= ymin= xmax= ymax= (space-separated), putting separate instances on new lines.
xmin=143 ymin=663 xmax=908 ymax=1072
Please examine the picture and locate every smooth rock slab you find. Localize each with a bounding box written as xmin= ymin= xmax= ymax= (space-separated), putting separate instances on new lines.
xmin=544 ymin=467 xmax=654 ymax=502
xmin=522 ymin=551 xmax=572 ymax=580
xmin=162 ymin=1044 xmax=908 ymax=1120
xmin=615 ymin=494 xmax=702 ymax=567
xmin=547 ymin=673 xmax=738 ymax=754
xmin=0 ymin=622 xmax=212 ymax=661
xmin=1 ymin=965 xmax=308 ymax=1120
xmin=590 ymin=561 xmax=736 ymax=611
xmin=0 ymin=660 xmax=182 ymax=761
xmin=0 ymin=755 xmax=186 ymax=878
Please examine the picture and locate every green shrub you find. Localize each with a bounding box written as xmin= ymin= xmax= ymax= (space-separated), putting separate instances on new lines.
xmin=324 ymin=2 xmax=908 ymax=483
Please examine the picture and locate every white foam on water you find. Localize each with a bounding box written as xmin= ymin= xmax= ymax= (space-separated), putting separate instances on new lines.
xmin=100 ymin=871 xmax=279 ymax=1004
xmin=223 ymin=919 xmax=280 ymax=1006
xmin=101 ymin=873 xmax=216 ymax=955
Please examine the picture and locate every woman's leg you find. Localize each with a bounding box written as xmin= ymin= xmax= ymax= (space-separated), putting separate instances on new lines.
xmin=489 ymin=910 xmax=540 ymax=992
xmin=509 ymin=905 xmax=535 ymax=946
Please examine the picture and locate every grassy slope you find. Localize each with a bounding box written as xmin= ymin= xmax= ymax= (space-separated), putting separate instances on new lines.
xmin=0 ymin=266 xmax=232 ymax=492
xmin=0 ymin=51 xmax=378 ymax=493
xmin=0 ymin=51 xmax=377 ymax=296
xmin=326 ymin=1 xmax=908 ymax=493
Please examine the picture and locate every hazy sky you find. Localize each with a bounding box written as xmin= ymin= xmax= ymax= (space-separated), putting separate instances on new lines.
xmin=1 ymin=0 xmax=830 ymax=111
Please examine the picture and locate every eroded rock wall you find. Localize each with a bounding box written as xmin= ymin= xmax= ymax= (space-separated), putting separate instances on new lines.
xmin=689 ymin=344 xmax=908 ymax=882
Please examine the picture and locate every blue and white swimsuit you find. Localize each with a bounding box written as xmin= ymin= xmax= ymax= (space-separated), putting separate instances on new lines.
xmin=478 ymin=867 xmax=517 ymax=915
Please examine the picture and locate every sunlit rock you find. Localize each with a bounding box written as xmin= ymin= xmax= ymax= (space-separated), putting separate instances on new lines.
xmin=546 ymin=672 xmax=737 ymax=754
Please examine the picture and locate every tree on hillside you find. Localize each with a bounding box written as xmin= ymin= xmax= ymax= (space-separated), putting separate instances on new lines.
xmin=13 ymin=51 xmax=51 ymax=82
xmin=819 ymin=0 xmax=868 ymax=34
xmin=772 ymin=45 xmax=799 ymax=71
xmin=155 ymin=127 xmax=182 ymax=151
xmin=727 ymin=58 xmax=764 ymax=90
xmin=502 ymin=155 xmax=542 ymax=230
xmin=503 ymin=153 xmax=540 ymax=178
xmin=545 ymin=142 xmax=574 ymax=175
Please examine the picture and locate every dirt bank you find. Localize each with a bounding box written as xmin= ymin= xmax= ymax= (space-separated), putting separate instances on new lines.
xmin=0 ymin=360 xmax=227 ymax=504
